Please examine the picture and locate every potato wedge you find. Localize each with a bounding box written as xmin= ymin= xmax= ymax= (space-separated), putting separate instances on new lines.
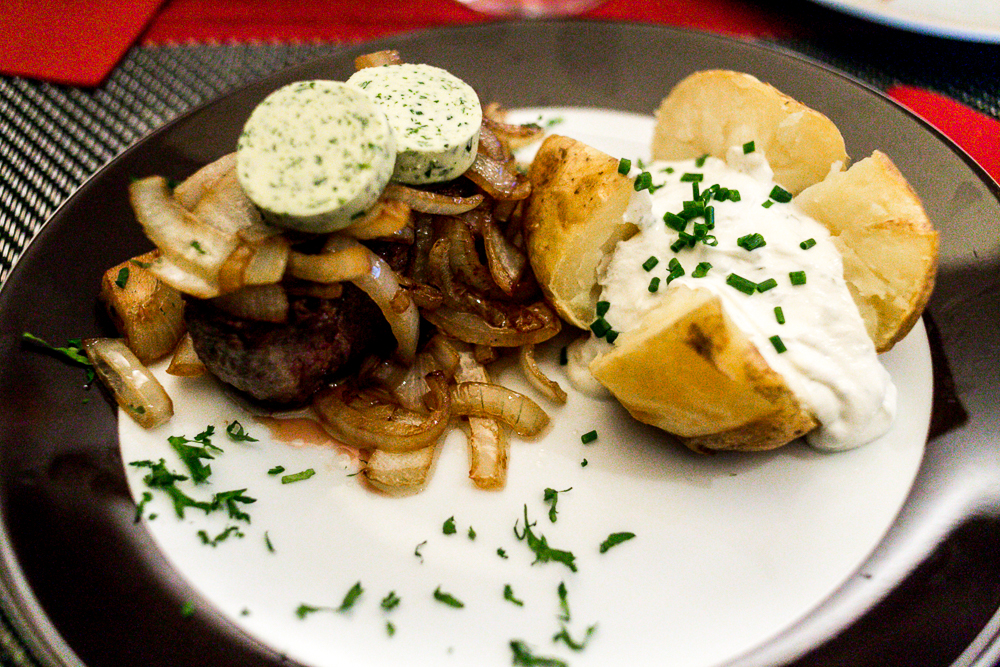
xmin=651 ymin=70 xmax=848 ymax=195
xmin=590 ymin=285 xmax=818 ymax=452
xmin=524 ymin=135 xmax=638 ymax=328
xmin=796 ymin=150 xmax=938 ymax=352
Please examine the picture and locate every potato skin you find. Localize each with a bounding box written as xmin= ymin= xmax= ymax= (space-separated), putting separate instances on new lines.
xmin=524 ymin=135 xmax=637 ymax=329
xmin=590 ymin=285 xmax=817 ymax=452
xmin=652 ymin=70 xmax=848 ymax=195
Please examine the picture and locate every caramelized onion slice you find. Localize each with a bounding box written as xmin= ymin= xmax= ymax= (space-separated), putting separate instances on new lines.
xmin=518 ymin=343 xmax=567 ymax=404
xmin=99 ymin=250 xmax=185 ymax=364
xmin=211 ymin=284 xmax=289 ymax=323
xmin=129 ymin=176 xmax=240 ymax=282
xmin=166 ymin=333 xmax=206 ymax=377
xmin=383 ymin=183 xmax=484 ymax=215
xmin=313 ymin=373 xmax=452 ymax=453
xmin=325 ymin=235 xmax=420 ymax=364
xmin=173 ymin=153 xmax=237 ymax=210
xmin=454 ymin=348 xmax=508 ymax=491
xmin=422 ymin=305 xmax=561 ymax=347
xmin=451 ymin=381 xmax=549 ymax=437
xmin=343 ymin=199 xmax=412 ymax=240
xmin=355 ymin=49 xmax=402 ymax=70
xmin=83 ymin=338 xmax=173 ymax=428
xmin=286 ymin=246 xmax=372 ymax=283
xmin=364 ymin=445 xmax=437 ymax=495
xmin=465 ymin=153 xmax=531 ymax=201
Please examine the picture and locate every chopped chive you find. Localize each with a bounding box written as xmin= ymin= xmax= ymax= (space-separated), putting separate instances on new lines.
xmin=775 ymin=306 xmax=785 ymax=324
xmin=701 ymin=235 xmax=718 ymax=246
xmin=726 ymin=273 xmax=757 ymax=295
xmin=800 ymin=238 xmax=817 ymax=250
xmin=670 ymin=238 xmax=687 ymax=253
xmin=633 ymin=172 xmax=653 ymax=191
xmin=433 ymin=586 xmax=464 ymax=609
xmin=695 ymin=154 xmax=708 ymax=167
xmin=617 ymin=157 xmax=631 ymax=175
xmin=595 ymin=300 xmax=610 ymax=317
xmin=742 ymin=140 xmax=756 ymax=154
xmin=704 ymin=205 xmax=715 ymax=229
xmin=666 ymin=258 xmax=684 ymax=283
xmin=680 ymin=172 xmax=704 ymax=182
xmin=762 ymin=200 xmax=775 ymax=208
xmin=737 ymin=233 xmax=766 ymax=251
xmin=789 ymin=271 xmax=807 ymax=286
xmin=727 ymin=189 xmax=742 ymax=202
xmin=605 ymin=329 xmax=619 ymax=344
xmin=713 ymin=186 xmax=730 ymax=201
xmin=756 ymin=278 xmax=778 ymax=292
xmin=691 ymin=180 xmax=700 ymax=200
xmin=114 ymin=266 xmax=130 ymax=289
xmin=663 ymin=166 xmax=675 ymax=174
xmin=692 ymin=261 xmax=712 ymax=278
xmin=559 ymin=346 xmax=568 ymax=365
xmin=581 ymin=430 xmax=598 ymax=444
xmin=648 ymin=277 xmax=661 ymax=292
xmin=770 ymin=335 xmax=787 ymax=353
xmin=338 ymin=581 xmax=364 ymax=612
xmin=642 ymin=256 xmax=659 ymax=271
xmin=590 ymin=317 xmax=611 ymax=337
xmin=664 ymin=211 xmax=688 ymax=232
xmin=692 ymin=222 xmax=708 ymax=239
xmin=769 ymin=185 xmax=793 ymax=203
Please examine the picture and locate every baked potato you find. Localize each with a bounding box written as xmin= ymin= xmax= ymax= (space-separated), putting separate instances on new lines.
xmin=524 ymin=70 xmax=938 ymax=452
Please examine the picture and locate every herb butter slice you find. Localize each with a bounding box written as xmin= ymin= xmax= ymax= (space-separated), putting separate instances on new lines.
xmin=348 ymin=64 xmax=482 ymax=185
xmin=236 ymin=80 xmax=396 ymax=233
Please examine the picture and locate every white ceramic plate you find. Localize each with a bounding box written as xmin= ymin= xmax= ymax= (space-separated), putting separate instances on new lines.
xmin=810 ymin=0 xmax=1000 ymax=42
xmin=118 ymin=108 xmax=934 ymax=667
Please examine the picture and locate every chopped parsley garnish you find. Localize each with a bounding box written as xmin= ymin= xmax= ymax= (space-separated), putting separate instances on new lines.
xmin=264 ymin=531 xmax=276 ymax=553
xmin=503 ymin=584 xmax=525 ymax=606
xmin=226 ymin=420 xmax=257 ymax=442
xmin=468 ymin=525 xmax=477 ymax=540
xmin=599 ymin=531 xmax=636 ymax=553
xmin=168 ymin=430 xmax=221 ymax=485
xmin=510 ymin=640 xmax=568 ymax=667
xmin=130 ymin=459 xmax=213 ymax=518
xmin=21 ymin=333 xmax=94 ymax=382
xmin=280 ymin=468 xmax=315 ymax=484
xmin=134 ymin=491 xmax=153 ymax=523
xmin=543 ymin=487 xmax=571 ymax=523
xmin=114 ymin=266 xmax=130 ymax=288
xmin=415 ymin=540 xmax=427 ymax=562
xmin=338 ymin=581 xmax=364 ymax=612
xmin=557 ymin=581 xmax=571 ymax=621
xmin=497 ymin=547 xmax=509 ymax=559
xmin=789 ymin=270 xmax=808 ymax=286
xmin=553 ymin=624 xmax=597 ymax=651
xmin=295 ymin=603 xmax=328 ymax=619
xmin=514 ymin=505 xmax=577 ymax=572
xmin=381 ymin=591 xmax=401 ymax=611
xmin=443 ymin=516 xmax=457 ymax=535
xmin=433 ymin=586 xmax=464 ymax=608
xmin=212 ymin=489 xmax=256 ymax=522
xmin=198 ymin=525 xmax=244 ymax=547
xmin=180 ymin=601 xmax=195 ymax=618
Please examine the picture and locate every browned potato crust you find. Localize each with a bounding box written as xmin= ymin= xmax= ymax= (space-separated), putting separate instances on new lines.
xmin=524 ymin=135 xmax=637 ymax=328
xmin=652 ymin=70 xmax=848 ymax=195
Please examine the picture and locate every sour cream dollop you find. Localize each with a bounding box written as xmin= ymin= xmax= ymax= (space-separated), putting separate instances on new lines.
xmin=581 ymin=147 xmax=896 ymax=451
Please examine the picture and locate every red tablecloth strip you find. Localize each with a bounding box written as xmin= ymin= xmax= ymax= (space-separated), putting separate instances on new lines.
xmin=139 ymin=0 xmax=795 ymax=45
xmin=0 ymin=0 xmax=164 ymax=87
xmin=888 ymin=84 xmax=1000 ymax=186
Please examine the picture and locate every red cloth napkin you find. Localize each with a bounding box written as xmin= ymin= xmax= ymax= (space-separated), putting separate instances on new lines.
xmin=0 ymin=0 xmax=164 ymax=86
xmin=887 ymin=85 xmax=1000 ymax=186
xmin=140 ymin=0 xmax=794 ymax=44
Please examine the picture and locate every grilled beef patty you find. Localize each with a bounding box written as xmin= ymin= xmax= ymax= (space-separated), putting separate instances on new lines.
xmin=185 ymin=241 xmax=410 ymax=405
